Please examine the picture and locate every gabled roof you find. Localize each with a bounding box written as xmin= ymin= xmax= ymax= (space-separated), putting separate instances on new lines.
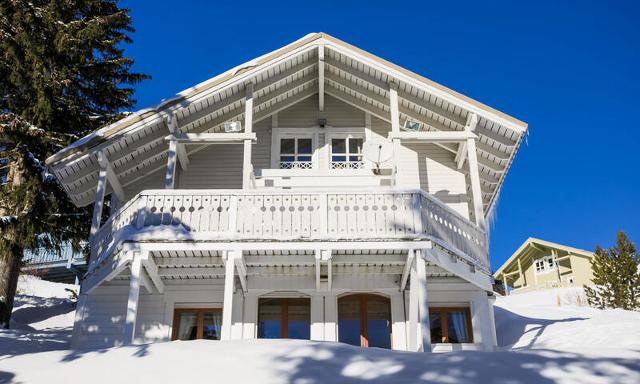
xmin=46 ymin=32 xmax=528 ymax=211
xmin=494 ymin=237 xmax=594 ymax=276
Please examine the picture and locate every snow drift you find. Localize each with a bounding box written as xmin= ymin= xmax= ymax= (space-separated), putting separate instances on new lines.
xmin=0 ymin=277 xmax=638 ymax=384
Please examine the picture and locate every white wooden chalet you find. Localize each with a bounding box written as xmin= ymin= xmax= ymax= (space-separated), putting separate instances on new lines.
xmin=47 ymin=33 xmax=527 ymax=352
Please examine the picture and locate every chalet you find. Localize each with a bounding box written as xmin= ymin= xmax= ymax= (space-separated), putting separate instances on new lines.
xmin=494 ymin=238 xmax=594 ymax=294
xmin=46 ymin=33 xmax=528 ymax=352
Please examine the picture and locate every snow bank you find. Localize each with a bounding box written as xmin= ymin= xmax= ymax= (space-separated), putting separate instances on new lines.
xmin=1 ymin=278 xmax=638 ymax=384
xmin=495 ymin=288 xmax=640 ymax=354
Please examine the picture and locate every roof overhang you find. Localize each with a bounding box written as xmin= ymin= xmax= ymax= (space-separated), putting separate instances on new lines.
xmin=47 ymin=32 xmax=528 ymax=212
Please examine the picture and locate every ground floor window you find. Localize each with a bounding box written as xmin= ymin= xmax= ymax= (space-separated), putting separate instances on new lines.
xmin=338 ymin=294 xmax=391 ymax=349
xmin=258 ymin=298 xmax=311 ymax=339
xmin=172 ymin=308 xmax=222 ymax=340
xmin=429 ymin=307 xmax=473 ymax=343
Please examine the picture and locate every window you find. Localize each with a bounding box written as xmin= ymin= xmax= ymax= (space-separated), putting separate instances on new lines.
xmin=429 ymin=307 xmax=473 ymax=344
xmin=172 ymin=308 xmax=222 ymax=340
xmin=338 ymin=294 xmax=391 ymax=349
xmin=279 ymin=137 xmax=313 ymax=169
xmin=535 ymin=256 xmax=555 ymax=274
xmin=258 ymin=298 xmax=310 ymax=339
xmin=330 ymin=136 xmax=364 ymax=169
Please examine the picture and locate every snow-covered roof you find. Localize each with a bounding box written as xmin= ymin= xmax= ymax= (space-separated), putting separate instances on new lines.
xmin=46 ymin=32 xmax=528 ymax=210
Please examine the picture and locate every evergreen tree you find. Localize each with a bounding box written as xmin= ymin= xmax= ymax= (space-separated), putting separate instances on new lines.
xmin=0 ymin=0 xmax=148 ymax=328
xmin=585 ymin=231 xmax=640 ymax=311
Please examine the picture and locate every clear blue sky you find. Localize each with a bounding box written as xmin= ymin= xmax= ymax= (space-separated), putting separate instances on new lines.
xmin=120 ymin=0 xmax=639 ymax=270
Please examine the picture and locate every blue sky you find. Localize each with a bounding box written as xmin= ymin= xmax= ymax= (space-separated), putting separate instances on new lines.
xmin=120 ymin=0 xmax=639 ymax=270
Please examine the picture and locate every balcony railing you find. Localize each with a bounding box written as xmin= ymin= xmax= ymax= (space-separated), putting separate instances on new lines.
xmin=89 ymin=189 xmax=488 ymax=274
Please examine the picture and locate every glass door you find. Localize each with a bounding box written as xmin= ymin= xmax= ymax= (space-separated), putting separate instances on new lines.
xmin=257 ymin=298 xmax=311 ymax=339
xmin=172 ymin=308 xmax=222 ymax=340
xmin=338 ymin=294 xmax=391 ymax=348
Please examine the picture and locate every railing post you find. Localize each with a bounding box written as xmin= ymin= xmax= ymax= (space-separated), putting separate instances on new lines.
xmin=319 ymin=193 xmax=328 ymax=239
xmin=228 ymin=195 xmax=238 ymax=237
xmin=135 ymin=195 xmax=148 ymax=229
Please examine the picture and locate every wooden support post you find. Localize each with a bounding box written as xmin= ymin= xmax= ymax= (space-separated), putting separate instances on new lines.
xmin=167 ymin=114 xmax=189 ymax=171
xmin=517 ymin=258 xmax=525 ymax=287
xmin=315 ymin=250 xmax=321 ymax=291
xmin=124 ymin=252 xmax=142 ymax=344
xmin=400 ymin=249 xmax=415 ymax=291
xmin=234 ymin=254 xmax=248 ymax=294
xmin=389 ymin=83 xmax=401 ymax=186
xmin=415 ymin=250 xmax=431 ymax=352
xmin=318 ymin=45 xmax=325 ymax=112
xmin=164 ymin=139 xmax=178 ymax=189
xmin=89 ymin=154 xmax=108 ymax=238
xmin=465 ymin=113 xmax=485 ymax=230
xmin=221 ymin=250 xmax=238 ymax=340
xmin=408 ymin=254 xmax=419 ymax=351
xmin=242 ymin=82 xmax=254 ymax=189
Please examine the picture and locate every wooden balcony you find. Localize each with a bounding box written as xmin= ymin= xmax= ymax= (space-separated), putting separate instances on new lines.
xmin=89 ymin=189 xmax=488 ymax=276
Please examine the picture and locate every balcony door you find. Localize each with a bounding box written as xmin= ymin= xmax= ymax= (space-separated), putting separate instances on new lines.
xmin=172 ymin=308 xmax=222 ymax=340
xmin=338 ymin=294 xmax=391 ymax=349
xmin=257 ymin=298 xmax=311 ymax=339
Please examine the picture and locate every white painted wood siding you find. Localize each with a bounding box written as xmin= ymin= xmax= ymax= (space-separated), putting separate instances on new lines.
xmin=119 ymin=95 xmax=470 ymax=218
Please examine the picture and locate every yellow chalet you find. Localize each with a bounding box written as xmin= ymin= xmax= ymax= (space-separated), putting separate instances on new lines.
xmin=494 ymin=238 xmax=595 ymax=295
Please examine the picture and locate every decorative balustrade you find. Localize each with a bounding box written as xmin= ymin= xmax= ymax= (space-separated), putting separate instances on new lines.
xmin=90 ymin=189 xmax=488 ymax=273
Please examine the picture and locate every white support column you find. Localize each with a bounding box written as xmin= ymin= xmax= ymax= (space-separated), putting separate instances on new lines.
xmin=242 ymin=293 xmax=258 ymax=339
xmin=235 ymin=255 xmax=248 ymax=294
xmin=318 ymin=45 xmax=325 ymax=112
xmin=389 ymin=83 xmax=401 ymax=186
xmin=310 ymin=294 xmax=324 ymax=341
xmin=164 ymin=139 xmax=178 ymax=189
xmin=400 ymin=249 xmax=415 ymax=291
xmin=390 ymin=292 xmax=408 ymax=351
xmin=471 ymin=291 xmax=498 ymax=351
xmin=124 ymin=252 xmax=143 ymax=345
xmin=408 ymin=254 xmax=418 ymax=351
xmin=464 ymin=113 xmax=485 ymax=230
xmin=221 ymin=250 xmax=239 ymax=340
xmin=324 ymin=293 xmax=338 ymax=342
xmin=415 ymin=250 xmax=431 ymax=352
xmin=89 ymin=155 xmax=108 ymax=238
xmin=242 ymin=82 xmax=254 ymax=189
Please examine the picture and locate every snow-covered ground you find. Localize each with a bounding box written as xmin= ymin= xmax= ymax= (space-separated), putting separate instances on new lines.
xmin=1 ymin=277 xmax=639 ymax=384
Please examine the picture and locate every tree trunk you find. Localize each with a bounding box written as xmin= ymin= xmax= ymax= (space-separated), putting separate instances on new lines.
xmin=0 ymin=245 xmax=22 ymax=329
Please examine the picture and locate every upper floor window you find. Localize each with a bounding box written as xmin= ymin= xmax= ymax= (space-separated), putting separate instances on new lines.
xmin=279 ymin=137 xmax=313 ymax=169
xmin=330 ymin=136 xmax=364 ymax=169
xmin=534 ymin=256 xmax=555 ymax=274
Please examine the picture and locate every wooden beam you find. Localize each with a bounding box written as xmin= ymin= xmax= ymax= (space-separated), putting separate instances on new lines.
xmin=166 ymin=132 xmax=257 ymax=143
xmin=456 ymin=113 xmax=478 ymax=169
xmin=388 ymin=131 xmax=477 ymax=143
xmin=167 ymin=114 xmax=189 ymax=171
xmin=142 ymin=254 xmax=164 ymax=294
xmin=96 ymin=151 xmax=124 ymax=201
xmin=318 ymin=45 xmax=325 ymax=111
xmin=400 ymin=249 xmax=416 ymax=291
xmin=243 ymin=82 xmax=254 ymax=190
xmin=322 ymin=250 xmax=332 ymax=291
xmin=164 ymin=139 xmax=177 ymax=189
xmin=234 ymin=253 xmax=248 ymax=294
xmin=315 ymin=250 xmax=321 ymax=291
xmin=89 ymin=157 xmax=108 ymax=238
xmin=466 ymin=113 xmax=486 ymax=231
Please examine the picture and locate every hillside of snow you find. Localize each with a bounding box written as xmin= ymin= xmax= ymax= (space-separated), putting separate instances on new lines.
xmin=1 ymin=276 xmax=638 ymax=384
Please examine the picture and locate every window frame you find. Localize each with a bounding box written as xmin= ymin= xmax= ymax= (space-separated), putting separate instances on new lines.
xmin=277 ymin=135 xmax=315 ymax=169
xmin=257 ymin=297 xmax=311 ymax=339
xmin=337 ymin=293 xmax=392 ymax=348
xmin=429 ymin=306 xmax=474 ymax=344
xmin=534 ymin=255 xmax=556 ymax=275
xmin=327 ymin=133 xmax=365 ymax=170
xmin=171 ymin=308 xmax=222 ymax=341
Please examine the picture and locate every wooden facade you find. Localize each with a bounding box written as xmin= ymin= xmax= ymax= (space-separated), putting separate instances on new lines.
xmin=46 ymin=33 xmax=527 ymax=352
